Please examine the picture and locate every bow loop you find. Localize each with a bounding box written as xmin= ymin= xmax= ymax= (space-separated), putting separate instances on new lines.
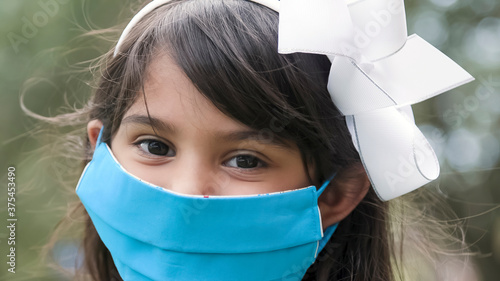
xmin=348 ymin=0 xmax=407 ymax=61
xmin=346 ymin=106 xmax=440 ymax=200
xmin=279 ymin=0 xmax=362 ymax=62
xmin=327 ymin=35 xmax=474 ymax=115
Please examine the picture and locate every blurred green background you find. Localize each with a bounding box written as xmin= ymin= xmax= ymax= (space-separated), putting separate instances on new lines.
xmin=0 ymin=0 xmax=499 ymax=280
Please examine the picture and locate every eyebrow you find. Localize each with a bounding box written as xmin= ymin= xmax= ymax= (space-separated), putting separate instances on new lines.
xmin=122 ymin=114 xmax=176 ymax=134
xmin=121 ymin=114 xmax=293 ymax=150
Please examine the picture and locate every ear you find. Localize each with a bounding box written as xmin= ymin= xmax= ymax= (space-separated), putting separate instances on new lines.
xmin=318 ymin=163 xmax=371 ymax=230
xmin=87 ymin=119 xmax=104 ymax=150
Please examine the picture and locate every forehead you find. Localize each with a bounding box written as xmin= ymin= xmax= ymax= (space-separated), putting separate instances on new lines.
xmin=124 ymin=54 xmax=253 ymax=136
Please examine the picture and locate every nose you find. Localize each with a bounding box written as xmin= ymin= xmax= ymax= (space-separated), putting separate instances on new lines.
xmin=165 ymin=154 xmax=222 ymax=196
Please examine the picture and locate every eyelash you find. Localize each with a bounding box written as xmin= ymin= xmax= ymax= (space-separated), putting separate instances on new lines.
xmin=133 ymin=139 xmax=267 ymax=169
xmin=134 ymin=139 xmax=176 ymax=158
xmin=223 ymin=154 xmax=267 ymax=170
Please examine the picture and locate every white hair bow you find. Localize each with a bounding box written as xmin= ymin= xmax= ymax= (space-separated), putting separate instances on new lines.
xmin=275 ymin=0 xmax=474 ymax=200
xmin=115 ymin=0 xmax=474 ymax=201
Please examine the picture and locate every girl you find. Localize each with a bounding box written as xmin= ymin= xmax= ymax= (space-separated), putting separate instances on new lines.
xmin=50 ymin=0 xmax=474 ymax=280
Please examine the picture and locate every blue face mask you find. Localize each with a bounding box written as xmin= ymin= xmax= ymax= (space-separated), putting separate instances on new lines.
xmin=76 ymin=131 xmax=338 ymax=281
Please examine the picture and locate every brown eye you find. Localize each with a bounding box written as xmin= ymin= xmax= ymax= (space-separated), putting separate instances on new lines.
xmin=138 ymin=140 xmax=175 ymax=157
xmin=225 ymin=155 xmax=264 ymax=169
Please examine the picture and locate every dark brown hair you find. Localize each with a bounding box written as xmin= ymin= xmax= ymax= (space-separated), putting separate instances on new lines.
xmin=35 ymin=0 xmax=470 ymax=280
xmin=82 ymin=1 xmax=390 ymax=280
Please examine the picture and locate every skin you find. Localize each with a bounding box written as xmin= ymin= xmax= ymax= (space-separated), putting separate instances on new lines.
xmin=87 ymin=54 xmax=370 ymax=230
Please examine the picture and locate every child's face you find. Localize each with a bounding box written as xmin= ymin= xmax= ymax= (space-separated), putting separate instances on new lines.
xmin=110 ymin=55 xmax=312 ymax=196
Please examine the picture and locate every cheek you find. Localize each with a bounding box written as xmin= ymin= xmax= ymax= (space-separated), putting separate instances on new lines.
xmin=267 ymin=152 xmax=312 ymax=191
xmin=110 ymin=140 xmax=170 ymax=188
xmin=234 ymin=162 xmax=311 ymax=195
xmin=128 ymin=163 xmax=172 ymax=187
xmin=277 ymin=161 xmax=312 ymax=190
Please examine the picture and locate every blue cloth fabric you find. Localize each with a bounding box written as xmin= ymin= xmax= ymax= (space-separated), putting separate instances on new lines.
xmin=76 ymin=134 xmax=338 ymax=281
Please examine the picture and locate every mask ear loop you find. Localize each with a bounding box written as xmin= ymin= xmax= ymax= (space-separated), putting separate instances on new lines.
xmin=317 ymin=222 xmax=338 ymax=254
xmin=316 ymin=172 xmax=337 ymax=196
xmin=96 ymin=126 xmax=105 ymax=146
xmin=315 ymin=172 xmax=339 ymax=255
